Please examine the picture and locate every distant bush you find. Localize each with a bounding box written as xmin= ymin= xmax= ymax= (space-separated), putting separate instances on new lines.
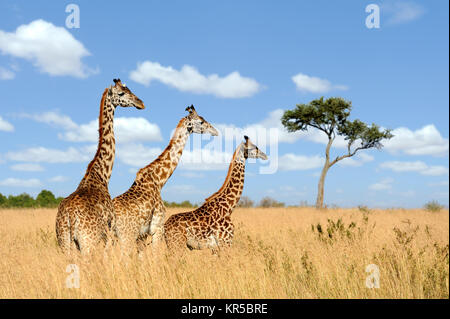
xmin=164 ymin=200 xmax=197 ymax=208
xmin=237 ymin=196 xmax=254 ymax=208
xmin=424 ymin=200 xmax=444 ymax=212
xmin=0 ymin=193 xmax=7 ymax=207
xmin=258 ymin=197 xmax=285 ymax=208
xmin=0 ymin=190 xmax=63 ymax=208
xmin=36 ymin=190 xmax=60 ymax=208
xmin=8 ymin=193 xmax=36 ymax=208
xmin=299 ymin=200 xmax=309 ymax=207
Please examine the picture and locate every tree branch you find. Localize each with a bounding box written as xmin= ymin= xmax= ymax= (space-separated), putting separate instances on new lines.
xmin=330 ymin=145 xmax=364 ymax=167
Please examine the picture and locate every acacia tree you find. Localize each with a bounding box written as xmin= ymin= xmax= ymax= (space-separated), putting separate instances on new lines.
xmin=281 ymin=97 xmax=393 ymax=209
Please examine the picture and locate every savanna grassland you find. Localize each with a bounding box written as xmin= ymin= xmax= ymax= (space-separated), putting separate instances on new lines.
xmin=0 ymin=207 xmax=448 ymax=299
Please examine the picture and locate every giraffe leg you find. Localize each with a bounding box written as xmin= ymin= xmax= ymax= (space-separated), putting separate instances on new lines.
xmin=57 ymin=228 xmax=72 ymax=254
xmin=164 ymin=226 xmax=186 ymax=254
xmin=137 ymin=233 xmax=151 ymax=257
xmin=75 ymin=227 xmax=102 ymax=256
xmin=150 ymin=210 xmax=165 ymax=250
xmin=104 ymin=213 xmax=117 ymax=251
xmin=56 ymin=212 xmax=72 ymax=254
xmin=117 ymin=231 xmax=138 ymax=257
xmin=208 ymin=235 xmax=221 ymax=256
xmin=76 ymin=236 xmax=93 ymax=255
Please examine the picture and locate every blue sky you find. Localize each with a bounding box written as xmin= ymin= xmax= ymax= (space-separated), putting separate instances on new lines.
xmin=0 ymin=1 xmax=448 ymax=208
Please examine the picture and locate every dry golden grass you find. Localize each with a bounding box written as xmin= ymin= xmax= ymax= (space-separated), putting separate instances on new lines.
xmin=0 ymin=207 xmax=448 ymax=299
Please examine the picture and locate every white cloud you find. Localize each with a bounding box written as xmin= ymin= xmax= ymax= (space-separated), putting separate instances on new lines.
xmin=61 ymin=117 xmax=163 ymax=144
xmin=278 ymin=154 xmax=324 ymax=171
xmin=383 ymin=1 xmax=425 ymax=25
xmin=129 ymin=61 xmax=262 ymax=98
xmin=0 ymin=178 xmax=42 ymax=188
xmin=23 ymin=111 xmax=163 ymax=144
xmin=49 ymin=175 xmax=68 ymax=183
xmin=115 ymin=117 xmax=163 ymax=144
xmin=165 ymin=184 xmax=200 ymax=194
xmin=0 ymin=66 xmax=15 ymax=80
xmin=22 ymin=111 xmax=78 ymax=130
xmin=369 ymin=177 xmax=394 ymax=191
xmin=428 ymin=180 xmax=449 ymax=187
xmin=291 ymin=73 xmax=348 ymax=93
xmin=0 ymin=116 xmax=14 ymax=132
xmin=179 ymin=149 xmax=231 ymax=171
xmin=10 ymin=163 xmax=44 ymax=172
xmin=380 ymin=161 xmax=449 ymax=176
xmin=385 ymin=125 xmax=448 ymax=157
xmin=118 ymin=144 xmax=163 ymax=167
xmin=338 ymin=152 xmax=375 ymax=167
xmin=180 ymin=172 xmax=205 ymax=179
xmin=128 ymin=167 xmax=138 ymax=175
xmin=0 ymin=19 xmax=95 ymax=77
xmin=5 ymin=146 xmax=92 ymax=163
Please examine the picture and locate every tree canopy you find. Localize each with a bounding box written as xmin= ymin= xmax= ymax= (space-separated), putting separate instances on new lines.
xmin=281 ymin=97 xmax=393 ymax=160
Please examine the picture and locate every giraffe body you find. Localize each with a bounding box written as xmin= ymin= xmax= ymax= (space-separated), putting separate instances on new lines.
xmin=56 ymin=79 xmax=145 ymax=255
xmin=164 ymin=137 xmax=267 ymax=253
xmin=113 ymin=106 xmax=218 ymax=253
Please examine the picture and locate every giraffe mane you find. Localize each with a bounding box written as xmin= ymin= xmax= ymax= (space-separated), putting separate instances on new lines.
xmin=204 ymin=143 xmax=243 ymax=202
xmin=84 ymin=88 xmax=109 ymax=178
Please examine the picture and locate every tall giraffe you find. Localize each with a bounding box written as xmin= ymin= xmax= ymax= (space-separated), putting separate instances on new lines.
xmin=164 ymin=136 xmax=268 ymax=253
xmin=113 ymin=105 xmax=218 ymax=253
xmin=55 ymin=79 xmax=145 ymax=255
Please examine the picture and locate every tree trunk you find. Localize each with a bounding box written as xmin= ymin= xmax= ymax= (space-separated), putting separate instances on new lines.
xmin=315 ymin=137 xmax=334 ymax=209
xmin=315 ymin=163 xmax=329 ymax=209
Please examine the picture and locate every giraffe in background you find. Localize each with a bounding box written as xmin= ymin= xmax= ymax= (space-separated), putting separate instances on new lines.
xmin=55 ymin=79 xmax=145 ymax=255
xmin=113 ymin=105 xmax=218 ymax=253
xmin=164 ymin=136 xmax=268 ymax=253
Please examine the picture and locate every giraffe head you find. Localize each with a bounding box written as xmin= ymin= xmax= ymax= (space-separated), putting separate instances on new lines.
xmin=110 ymin=78 xmax=145 ymax=109
xmin=243 ymin=136 xmax=268 ymax=160
xmin=184 ymin=105 xmax=219 ymax=136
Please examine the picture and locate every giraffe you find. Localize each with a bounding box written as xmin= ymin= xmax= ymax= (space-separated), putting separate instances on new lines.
xmin=55 ymin=78 xmax=145 ymax=255
xmin=164 ymin=136 xmax=268 ymax=253
xmin=113 ymin=105 xmax=219 ymax=254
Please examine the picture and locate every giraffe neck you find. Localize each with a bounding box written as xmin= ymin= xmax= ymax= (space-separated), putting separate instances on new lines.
xmin=205 ymin=143 xmax=246 ymax=213
xmin=136 ymin=118 xmax=190 ymax=188
xmin=81 ymin=88 xmax=116 ymax=187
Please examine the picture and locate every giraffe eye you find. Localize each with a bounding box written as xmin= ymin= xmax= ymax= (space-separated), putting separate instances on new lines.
xmin=118 ymin=92 xmax=125 ymax=96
